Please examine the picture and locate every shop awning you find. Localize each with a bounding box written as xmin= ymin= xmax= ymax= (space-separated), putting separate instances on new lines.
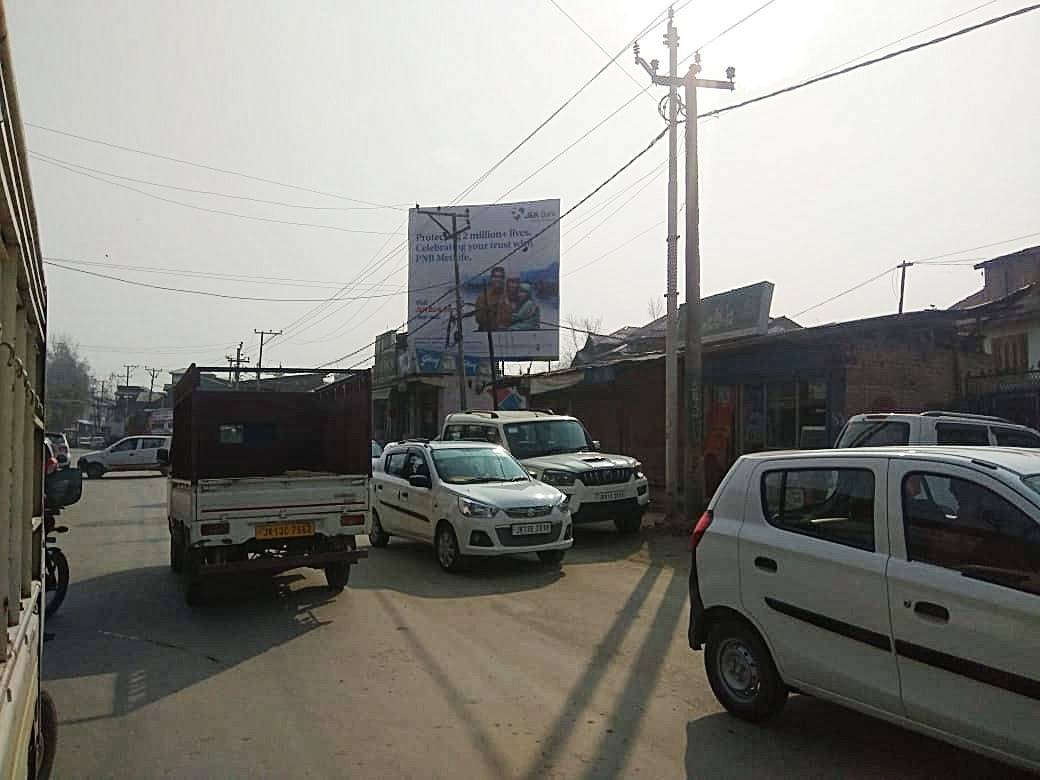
xmin=530 ymin=370 xmax=584 ymax=396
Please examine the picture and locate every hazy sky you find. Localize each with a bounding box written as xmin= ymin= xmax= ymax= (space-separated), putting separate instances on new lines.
xmin=8 ymin=0 xmax=1040 ymax=383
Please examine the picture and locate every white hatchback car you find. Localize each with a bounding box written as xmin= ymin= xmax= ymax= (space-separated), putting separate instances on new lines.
xmin=369 ymin=440 xmax=573 ymax=571
xmin=77 ymin=435 xmax=172 ymax=479
xmin=690 ymin=447 xmax=1039 ymax=773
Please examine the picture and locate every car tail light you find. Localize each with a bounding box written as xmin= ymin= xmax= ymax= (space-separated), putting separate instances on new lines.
xmin=340 ymin=514 xmax=365 ymax=527
xmin=45 ymin=456 xmax=58 ymax=475
xmin=690 ymin=510 xmax=714 ymax=551
xmin=200 ymin=521 xmax=229 ymax=536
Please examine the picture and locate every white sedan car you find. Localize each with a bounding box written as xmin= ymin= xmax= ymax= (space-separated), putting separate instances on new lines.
xmin=369 ymin=440 xmax=572 ymax=571
xmin=689 ymin=446 xmax=1039 ymax=774
xmin=77 ymin=435 xmax=171 ymax=479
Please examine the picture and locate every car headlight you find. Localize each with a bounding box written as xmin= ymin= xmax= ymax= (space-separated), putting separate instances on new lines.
xmin=554 ymin=493 xmax=571 ymax=511
xmin=540 ymin=469 xmax=576 ymax=486
xmin=633 ymin=463 xmax=645 ymax=480
xmin=458 ymin=496 xmax=498 ymax=518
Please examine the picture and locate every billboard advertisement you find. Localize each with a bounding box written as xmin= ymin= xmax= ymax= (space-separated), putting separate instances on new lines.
xmin=408 ymin=199 xmax=560 ymax=360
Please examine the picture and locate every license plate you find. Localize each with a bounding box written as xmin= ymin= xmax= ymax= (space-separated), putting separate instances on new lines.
xmin=512 ymin=522 xmax=552 ymax=536
xmin=255 ymin=521 xmax=314 ymax=540
xmin=597 ymin=490 xmax=626 ymax=502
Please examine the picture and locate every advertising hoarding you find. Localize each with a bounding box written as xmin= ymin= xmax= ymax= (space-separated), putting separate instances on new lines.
xmin=408 ymin=199 xmax=560 ymax=360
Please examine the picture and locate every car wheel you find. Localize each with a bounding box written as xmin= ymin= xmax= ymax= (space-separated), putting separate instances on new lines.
xmin=324 ymin=561 xmax=351 ymax=591
xmin=614 ymin=512 xmax=643 ymax=534
xmin=705 ymin=618 xmax=788 ymax=722
xmin=368 ymin=510 xmax=390 ymax=548
xmin=537 ymin=549 xmax=566 ymax=567
xmin=435 ymin=522 xmax=468 ymax=573
xmin=85 ymin=462 xmax=104 ymax=480
xmin=170 ymin=527 xmax=184 ymax=573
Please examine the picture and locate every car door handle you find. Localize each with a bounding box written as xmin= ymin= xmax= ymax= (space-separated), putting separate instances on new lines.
xmin=400 ymin=492 xmax=408 ymax=500
xmin=754 ymin=556 xmax=778 ymax=573
xmin=914 ymin=601 xmax=949 ymax=623
xmin=376 ymin=484 xmax=383 ymax=491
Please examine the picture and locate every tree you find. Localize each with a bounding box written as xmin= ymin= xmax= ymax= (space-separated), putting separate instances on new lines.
xmin=45 ymin=337 xmax=92 ymax=432
xmin=647 ymin=296 xmax=664 ymax=321
xmin=558 ymin=315 xmax=604 ymax=368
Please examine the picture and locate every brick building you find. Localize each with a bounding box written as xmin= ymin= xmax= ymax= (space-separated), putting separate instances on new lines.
xmin=526 ymin=310 xmax=990 ymax=495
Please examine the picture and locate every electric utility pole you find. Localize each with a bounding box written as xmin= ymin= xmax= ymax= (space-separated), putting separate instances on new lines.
xmin=144 ymin=367 xmax=162 ymax=404
xmin=226 ymin=343 xmax=250 ymax=389
xmin=635 ymin=8 xmax=681 ymax=517
xmin=897 ymin=261 xmax=914 ymax=314
xmin=636 ymin=16 xmax=735 ymax=517
xmin=253 ymin=328 xmax=282 ymax=388
xmin=416 ymin=205 xmax=471 ymax=411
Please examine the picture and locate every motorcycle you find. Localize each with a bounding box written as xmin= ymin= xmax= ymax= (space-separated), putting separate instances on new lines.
xmin=44 ymin=510 xmax=69 ymax=619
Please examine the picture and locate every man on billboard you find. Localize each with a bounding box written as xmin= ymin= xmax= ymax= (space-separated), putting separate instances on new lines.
xmin=474 ymin=266 xmax=512 ymax=332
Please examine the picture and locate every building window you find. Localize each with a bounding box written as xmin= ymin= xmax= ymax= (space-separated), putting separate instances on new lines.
xmin=992 ymin=333 xmax=1029 ymax=372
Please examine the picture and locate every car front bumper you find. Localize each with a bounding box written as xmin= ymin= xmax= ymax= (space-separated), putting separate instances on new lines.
xmin=456 ymin=513 xmax=574 ymax=556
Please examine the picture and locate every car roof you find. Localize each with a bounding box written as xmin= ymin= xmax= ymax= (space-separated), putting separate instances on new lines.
xmin=384 ymin=440 xmax=502 ymax=451
xmin=845 ymin=411 xmax=1033 ymax=428
xmin=739 ymin=446 xmax=1040 ymax=477
xmin=444 ymin=410 xmax=574 ymax=424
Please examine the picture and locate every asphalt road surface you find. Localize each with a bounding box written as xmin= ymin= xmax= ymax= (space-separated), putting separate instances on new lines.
xmin=44 ymin=466 xmax=1029 ymax=779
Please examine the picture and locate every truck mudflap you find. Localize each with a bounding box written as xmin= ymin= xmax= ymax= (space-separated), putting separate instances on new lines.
xmin=194 ymin=548 xmax=368 ymax=577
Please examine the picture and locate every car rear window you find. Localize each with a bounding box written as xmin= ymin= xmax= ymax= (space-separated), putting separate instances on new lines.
xmin=993 ymin=427 xmax=1040 ymax=448
xmin=935 ymin=422 xmax=990 ymax=445
xmin=835 ymin=420 xmax=910 ymax=447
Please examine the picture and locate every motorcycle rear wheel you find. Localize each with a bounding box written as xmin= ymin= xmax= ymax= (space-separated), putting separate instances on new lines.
xmin=44 ymin=548 xmax=69 ymax=618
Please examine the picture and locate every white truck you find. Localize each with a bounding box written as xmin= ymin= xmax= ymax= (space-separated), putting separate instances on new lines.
xmin=166 ymin=366 xmax=371 ymax=604
xmin=441 ymin=410 xmax=650 ymax=532
xmin=0 ymin=7 xmax=59 ymax=774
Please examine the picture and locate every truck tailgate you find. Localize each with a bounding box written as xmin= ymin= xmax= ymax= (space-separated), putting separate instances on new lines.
xmin=194 ymin=475 xmax=367 ymax=536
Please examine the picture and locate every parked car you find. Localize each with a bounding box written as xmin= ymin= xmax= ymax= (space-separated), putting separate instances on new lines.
xmin=371 ymin=440 xmax=383 ymax=472
xmin=78 ymin=434 xmax=92 ymax=447
xmin=44 ymin=432 xmax=70 ymax=468
xmin=836 ymin=411 xmax=1040 ymax=448
xmin=369 ymin=440 xmax=572 ymax=571
xmin=689 ymin=446 xmax=1039 ymax=773
xmin=441 ymin=410 xmax=649 ymax=533
xmin=89 ymin=434 xmax=105 ymax=448
xmin=77 ymin=435 xmax=172 ymax=479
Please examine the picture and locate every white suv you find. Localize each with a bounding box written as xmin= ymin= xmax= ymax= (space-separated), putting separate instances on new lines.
xmin=689 ymin=447 xmax=1039 ymax=773
xmin=369 ymin=440 xmax=572 ymax=572
xmin=441 ymin=410 xmax=650 ymax=533
xmin=77 ymin=435 xmax=172 ymax=479
xmin=836 ymin=411 xmax=1040 ymax=448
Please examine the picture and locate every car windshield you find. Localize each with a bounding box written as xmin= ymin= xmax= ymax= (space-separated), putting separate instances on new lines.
xmin=1022 ymin=475 xmax=1040 ymax=496
xmin=431 ymin=447 xmax=529 ymax=484
xmin=502 ymin=420 xmax=592 ymax=459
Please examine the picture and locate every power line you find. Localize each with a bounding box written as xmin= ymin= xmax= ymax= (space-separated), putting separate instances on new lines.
xmin=701 ymin=3 xmax=1040 ymax=120
xmin=687 ymin=0 xmax=780 ymax=53
xmin=25 ymin=122 xmax=405 ymax=210
xmin=29 ymin=150 xmax=403 ymax=212
xmin=792 ymin=267 xmax=896 ymax=318
xmin=914 ymin=230 xmax=1040 ymax=263
xmin=32 ymin=155 xmax=403 ymax=237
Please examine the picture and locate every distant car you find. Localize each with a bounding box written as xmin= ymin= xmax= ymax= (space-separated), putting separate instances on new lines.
xmin=78 ymin=434 xmax=92 ymax=447
xmin=836 ymin=411 xmax=1040 ymax=448
xmin=369 ymin=440 xmax=572 ymax=571
xmin=89 ymin=435 xmax=105 ymax=448
xmin=371 ymin=440 xmax=383 ymax=472
xmin=689 ymin=446 xmax=1039 ymax=774
xmin=44 ymin=432 xmax=70 ymax=468
xmin=77 ymin=435 xmax=172 ymax=479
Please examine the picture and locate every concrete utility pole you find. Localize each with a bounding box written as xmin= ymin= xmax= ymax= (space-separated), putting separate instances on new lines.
xmin=144 ymin=367 xmax=162 ymax=405
xmin=253 ymin=328 xmax=282 ymax=388
xmin=636 ymin=17 xmax=735 ymax=517
xmin=416 ymin=205 xmax=471 ymax=411
xmin=635 ymin=8 xmax=681 ymax=518
xmin=897 ymin=261 xmax=914 ymax=315
xmin=122 ymin=364 xmax=140 ymax=425
xmin=226 ymin=343 xmax=250 ymax=390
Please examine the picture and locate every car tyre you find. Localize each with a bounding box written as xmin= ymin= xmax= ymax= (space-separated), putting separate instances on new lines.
xmin=170 ymin=527 xmax=184 ymax=573
xmin=84 ymin=462 xmax=104 ymax=480
xmin=614 ymin=512 xmax=643 ymax=534
xmin=435 ymin=522 xmax=468 ymax=573
xmin=324 ymin=561 xmax=351 ymax=591
xmin=705 ymin=618 xmax=787 ymax=722
xmin=368 ymin=510 xmax=390 ymax=548
xmin=537 ymin=549 xmax=566 ymax=567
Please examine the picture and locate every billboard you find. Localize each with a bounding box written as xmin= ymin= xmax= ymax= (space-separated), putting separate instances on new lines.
xmin=408 ymin=199 xmax=560 ymax=360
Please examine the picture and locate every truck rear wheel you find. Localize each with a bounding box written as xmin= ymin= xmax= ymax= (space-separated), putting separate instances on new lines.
xmin=170 ymin=526 xmax=184 ymax=573
xmin=324 ymin=561 xmax=350 ymax=591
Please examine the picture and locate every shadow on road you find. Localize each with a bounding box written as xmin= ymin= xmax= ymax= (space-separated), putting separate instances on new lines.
xmin=45 ymin=565 xmax=333 ymax=725
xmin=354 ymin=539 xmax=565 ymax=598
xmin=683 ymin=695 xmax=1030 ymax=779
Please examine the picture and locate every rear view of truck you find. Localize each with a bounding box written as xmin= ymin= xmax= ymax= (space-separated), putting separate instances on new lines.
xmin=167 ymin=366 xmax=371 ymax=604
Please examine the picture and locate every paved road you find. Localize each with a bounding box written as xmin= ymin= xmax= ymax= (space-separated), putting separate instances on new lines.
xmin=44 ymin=468 xmax=1027 ymax=779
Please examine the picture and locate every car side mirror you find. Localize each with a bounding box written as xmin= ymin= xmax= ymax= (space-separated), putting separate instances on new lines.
xmin=156 ymin=448 xmax=169 ymax=465
xmin=591 ymin=440 xmax=601 ymax=451
xmin=408 ymin=474 xmax=431 ymax=489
